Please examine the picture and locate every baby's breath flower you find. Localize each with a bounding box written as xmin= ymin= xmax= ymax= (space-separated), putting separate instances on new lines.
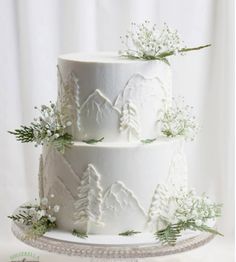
xmin=119 ymin=21 xmax=210 ymax=63
xmin=158 ymin=97 xmax=200 ymax=141
xmin=41 ymin=197 xmax=48 ymax=206
xmin=53 ymin=205 xmax=60 ymax=213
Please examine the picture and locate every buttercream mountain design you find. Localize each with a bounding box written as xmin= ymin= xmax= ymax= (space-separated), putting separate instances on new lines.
xmin=45 ymin=149 xmax=80 ymax=199
xmin=79 ymin=89 xmax=120 ymax=140
xmin=114 ymin=74 xmax=170 ymax=138
xmin=94 ymin=181 xmax=146 ymax=234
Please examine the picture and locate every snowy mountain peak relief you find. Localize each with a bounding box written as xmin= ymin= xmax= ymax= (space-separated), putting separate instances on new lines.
xmin=93 ymin=181 xmax=147 ymax=234
xmin=102 ymin=181 xmax=146 ymax=216
xmin=115 ymin=74 xmax=171 ymax=138
xmin=79 ymin=89 xmax=120 ymax=140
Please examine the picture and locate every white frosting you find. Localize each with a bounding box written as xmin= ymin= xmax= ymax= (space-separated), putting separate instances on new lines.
xmin=39 ymin=52 xmax=189 ymax=235
xmin=57 ymin=52 xmax=172 ymax=142
xmin=42 ymin=137 xmax=187 ymax=233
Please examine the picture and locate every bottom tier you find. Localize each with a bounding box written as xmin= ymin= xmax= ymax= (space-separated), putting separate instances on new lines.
xmin=40 ymin=137 xmax=187 ymax=234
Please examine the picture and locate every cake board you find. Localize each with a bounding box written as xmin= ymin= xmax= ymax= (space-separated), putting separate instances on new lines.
xmin=11 ymin=211 xmax=215 ymax=260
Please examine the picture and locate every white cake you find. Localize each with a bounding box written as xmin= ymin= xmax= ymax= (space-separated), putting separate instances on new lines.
xmin=39 ymin=52 xmax=188 ymax=235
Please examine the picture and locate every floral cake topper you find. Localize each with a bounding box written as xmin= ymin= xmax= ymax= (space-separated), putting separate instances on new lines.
xmin=119 ymin=21 xmax=210 ymax=63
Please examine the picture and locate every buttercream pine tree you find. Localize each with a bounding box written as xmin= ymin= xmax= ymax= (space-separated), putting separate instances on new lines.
xmin=120 ymin=100 xmax=140 ymax=141
xmin=74 ymin=164 xmax=103 ymax=233
xmin=57 ymin=66 xmax=80 ymax=137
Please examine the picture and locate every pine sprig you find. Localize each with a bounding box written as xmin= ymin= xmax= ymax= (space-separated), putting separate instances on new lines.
xmin=8 ymin=102 xmax=73 ymax=152
xmin=51 ymin=133 xmax=73 ymax=153
xmin=155 ymin=223 xmax=182 ymax=246
xmin=82 ymin=137 xmax=104 ymax=144
xmin=119 ymin=230 xmax=141 ymax=236
xmin=8 ymin=126 xmax=34 ymax=143
xmin=72 ymin=229 xmax=88 ymax=239
xmin=141 ymin=138 xmax=157 ymax=144
xmin=155 ymin=220 xmax=223 ymax=246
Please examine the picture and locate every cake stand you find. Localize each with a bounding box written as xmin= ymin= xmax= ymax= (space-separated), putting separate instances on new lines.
xmin=11 ymin=221 xmax=215 ymax=260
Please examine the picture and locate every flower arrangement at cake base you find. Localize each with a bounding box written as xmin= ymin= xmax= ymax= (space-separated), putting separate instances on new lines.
xmin=8 ymin=196 xmax=60 ymax=239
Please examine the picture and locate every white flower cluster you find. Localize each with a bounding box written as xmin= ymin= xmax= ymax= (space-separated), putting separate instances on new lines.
xmin=33 ymin=102 xmax=72 ymax=146
xmin=119 ymin=21 xmax=184 ymax=60
xmin=157 ymin=185 xmax=221 ymax=230
xmin=18 ymin=195 xmax=60 ymax=225
xmin=158 ymin=97 xmax=200 ymax=141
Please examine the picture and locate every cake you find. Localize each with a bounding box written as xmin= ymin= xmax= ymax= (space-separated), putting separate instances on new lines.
xmin=9 ymin=22 xmax=222 ymax=245
xmin=42 ymin=52 xmax=186 ymax=234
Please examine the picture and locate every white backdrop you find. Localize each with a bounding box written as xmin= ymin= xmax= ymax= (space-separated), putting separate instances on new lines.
xmin=0 ymin=0 xmax=234 ymax=261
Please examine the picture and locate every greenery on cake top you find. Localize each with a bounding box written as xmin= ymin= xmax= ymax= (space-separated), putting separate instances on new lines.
xmin=158 ymin=97 xmax=200 ymax=141
xmin=119 ymin=21 xmax=210 ymax=63
xmin=8 ymin=196 xmax=60 ymax=238
xmin=8 ymin=101 xmax=73 ymax=153
xmin=118 ymin=230 xmax=141 ymax=236
xmin=154 ymin=186 xmax=222 ymax=246
xmin=72 ymin=229 xmax=88 ymax=239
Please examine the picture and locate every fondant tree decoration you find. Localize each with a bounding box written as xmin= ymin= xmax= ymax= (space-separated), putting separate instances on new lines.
xmin=120 ymin=100 xmax=140 ymax=141
xmin=146 ymin=184 xmax=170 ymax=231
xmin=74 ymin=164 xmax=103 ymax=233
xmin=57 ymin=66 xmax=80 ymax=138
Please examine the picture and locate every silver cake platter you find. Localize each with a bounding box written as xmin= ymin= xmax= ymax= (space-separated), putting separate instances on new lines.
xmin=11 ymin=220 xmax=215 ymax=259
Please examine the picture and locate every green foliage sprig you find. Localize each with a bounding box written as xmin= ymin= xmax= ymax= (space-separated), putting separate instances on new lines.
xmin=72 ymin=229 xmax=88 ymax=239
xmin=8 ymin=102 xmax=73 ymax=153
xmin=8 ymin=197 xmax=60 ymax=238
xmin=82 ymin=137 xmax=104 ymax=144
xmin=119 ymin=21 xmax=210 ymax=63
xmin=141 ymin=138 xmax=157 ymax=144
xmin=155 ymin=220 xmax=222 ymax=246
xmin=119 ymin=230 xmax=141 ymax=236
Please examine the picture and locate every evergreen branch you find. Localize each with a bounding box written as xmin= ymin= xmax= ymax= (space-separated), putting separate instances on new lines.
xmin=141 ymin=138 xmax=157 ymax=144
xmin=119 ymin=230 xmax=141 ymax=236
xmin=8 ymin=126 xmax=34 ymax=143
xmin=82 ymin=137 xmax=104 ymax=144
xmin=72 ymin=229 xmax=88 ymax=239
xmin=155 ymin=220 xmax=223 ymax=246
xmin=192 ymin=224 xmax=223 ymax=236
xmin=51 ymin=133 xmax=73 ymax=153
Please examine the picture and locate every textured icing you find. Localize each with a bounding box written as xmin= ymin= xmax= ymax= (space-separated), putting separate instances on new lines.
xmin=58 ymin=53 xmax=172 ymax=142
xmin=74 ymin=164 xmax=103 ymax=233
xmin=42 ymin=137 xmax=185 ymax=233
xmin=38 ymin=154 xmax=44 ymax=199
xmin=79 ymin=89 xmax=120 ymax=140
xmin=146 ymin=141 xmax=188 ymax=230
xmin=57 ymin=66 xmax=80 ymax=137
xmin=93 ymin=181 xmax=147 ymax=234
xmin=120 ymin=100 xmax=140 ymax=141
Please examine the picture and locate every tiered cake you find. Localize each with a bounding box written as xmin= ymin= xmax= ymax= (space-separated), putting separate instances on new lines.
xmin=40 ymin=52 xmax=187 ymax=234
xmin=10 ymin=22 xmax=221 ymax=245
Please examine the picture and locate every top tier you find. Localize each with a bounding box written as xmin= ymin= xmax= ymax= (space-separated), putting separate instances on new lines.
xmin=57 ymin=52 xmax=172 ymax=142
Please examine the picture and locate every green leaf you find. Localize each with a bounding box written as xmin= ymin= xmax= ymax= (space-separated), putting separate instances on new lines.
xmin=119 ymin=230 xmax=141 ymax=236
xmin=82 ymin=137 xmax=104 ymax=144
xmin=72 ymin=229 xmax=88 ymax=239
xmin=141 ymin=138 xmax=157 ymax=144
